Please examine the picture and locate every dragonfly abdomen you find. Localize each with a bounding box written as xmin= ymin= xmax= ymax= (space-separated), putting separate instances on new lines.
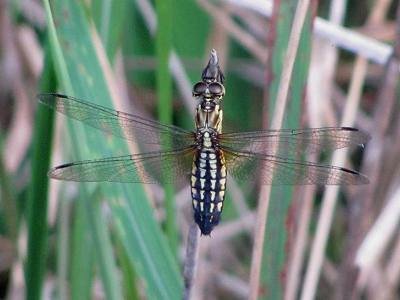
xmin=191 ymin=149 xmax=226 ymax=235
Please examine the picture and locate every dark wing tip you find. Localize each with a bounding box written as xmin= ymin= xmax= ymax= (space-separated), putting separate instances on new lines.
xmin=37 ymin=92 xmax=66 ymax=108
xmin=37 ymin=92 xmax=68 ymax=99
xmin=54 ymin=162 xmax=75 ymax=169
xmin=341 ymin=126 xmax=358 ymax=131
xmin=339 ymin=167 xmax=370 ymax=185
xmin=340 ymin=127 xmax=371 ymax=145
xmin=48 ymin=163 xmax=75 ymax=180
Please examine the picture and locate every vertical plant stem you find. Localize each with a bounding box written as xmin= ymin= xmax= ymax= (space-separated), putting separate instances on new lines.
xmin=300 ymin=56 xmax=367 ymax=300
xmin=183 ymin=223 xmax=200 ymax=300
xmin=285 ymin=1 xmax=348 ymax=299
xmin=56 ymin=193 xmax=71 ymax=300
xmin=135 ymin=0 xmax=195 ymax=109
xmin=155 ymin=0 xmax=178 ymax=254
xmin=0 ymin=141 xmax=18 ymax=241
xmin=44 ymin=2 xmax=124 ymax=298
xmin=301 ymin=1 xmax=392 ymax=298
xmin=100 ymin=0 xmax=111 ymax=47
xmin=338 ymin=0 xmax=396 ymax=297
xmin=26 ymin=46 xmax=56 ymax=300
xmin=70 ymin=197 xmax=94 ymax=300
xmin=248 ymin=0 xmax=311 ymax=298
xmin=115 ymin=233 xmax=140 ymax=300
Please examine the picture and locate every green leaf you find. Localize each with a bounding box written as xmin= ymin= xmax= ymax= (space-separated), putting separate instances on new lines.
xmin=70 ymin=196 xmax=94 ymax=300
xmin=155 ymin=0 xmax=178 ymax=255
xmin=259 ymin=2 xmax=315 ymax=299
xmin=43 ymin=0 xmax=182 ymax=298
xmin=25 ymin=43 xmax=56 ymax=300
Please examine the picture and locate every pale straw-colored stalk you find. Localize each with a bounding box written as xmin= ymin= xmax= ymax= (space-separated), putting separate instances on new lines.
xmin=300 ymin=0 xmax=392 ymax=297
xmin=223 ymin=0 xmax=392 ymax=64
xmin=300 ymin=55 xmax=367 ymax=300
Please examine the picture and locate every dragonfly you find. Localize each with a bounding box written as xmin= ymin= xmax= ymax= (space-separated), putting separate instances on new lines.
xmin=38 ymin=49 xmax=369 ymax=235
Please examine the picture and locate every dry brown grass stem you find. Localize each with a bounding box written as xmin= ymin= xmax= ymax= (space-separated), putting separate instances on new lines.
xmin=224 ymin=0 xmax=392 ymax=64
xmin=355 ymin=182 xmax=400 ymax=282
xmin=384 ymin=231 xmax=400 ymax=292
xmin=300 ymin=55 xmax=368 ymax=300
xmin=211 ymin=213 xmax=255 ymax=241
xmin=2 ymin=14 xmax=33 ymax=173
xmin=197 ymin=0 xmax=268 ymax=63
xmin=217 ymin=272 xmax=249 ymax=298
xmin=300 ymin=0 xmax=393 ymax=297
xmin=16 ymin=26 xmax=43 ymax=78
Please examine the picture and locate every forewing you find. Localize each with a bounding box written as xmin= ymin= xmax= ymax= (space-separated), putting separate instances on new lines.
xmin=219 ymin=127 xmax=370 ymax=157
xmin=38 ymin=93 xmax=195 ymax=150
xmin=49 ymin=148 xmax=195 ymax=184
xmin=222 ymin=148 xmax=369 ymax=185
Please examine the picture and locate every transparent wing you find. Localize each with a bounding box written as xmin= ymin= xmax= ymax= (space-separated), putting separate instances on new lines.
xmin=219 ymin=127 xmax=370 ymax=157
xmin=38 ymin=93 xmax=195 ymax=150
xmin=49 ymin=148 xmax=195 ymax=184
xmin=222 ymin=148 xmax=369 ymax=185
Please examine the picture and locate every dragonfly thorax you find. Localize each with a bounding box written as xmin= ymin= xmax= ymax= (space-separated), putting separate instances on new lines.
xmin=195 ymin=103 xmax=223 ymax=134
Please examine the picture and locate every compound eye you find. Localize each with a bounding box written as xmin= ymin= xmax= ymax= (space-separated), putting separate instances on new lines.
xmin=208 ymin=82 xmax=225 ymax=97
xmin=192 ymin=82 xmax=207 ymax=96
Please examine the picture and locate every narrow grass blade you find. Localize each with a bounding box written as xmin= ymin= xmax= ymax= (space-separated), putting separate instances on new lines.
xmin=155 ymin=0 xmax=178 ymax=255
xmin=25 ymin=45 xmax=56 ymax=300
xmin=91 ymin=1 xmax=128 ymax=61
xmin=70 ymin=195 xmax=94 ymax=300
xmin=44 ymin=0 xmax=183 ymax=298
xmin=257 ymin=1 xmax=315 ymax=298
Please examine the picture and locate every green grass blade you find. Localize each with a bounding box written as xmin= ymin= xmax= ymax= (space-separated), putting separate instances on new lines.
xmin=155 ymin=0 xmax=178 ymax=255
xmin=56 ymin=191 xmax=72 ymax=300
xmin=91 ymin=1 xmax=128 ymax=61
xmin=115 ymin=232 xmax=140 ymax=300
xmin=99 ymin=0 xmax=111 ymax=49
xmin=43 ymin=1 xmax=123 ymax=299
xmin=85 ymin=193 xmax=123 ymax=300
xmin=44 ymin=0 xmax=182 ymax=298
xmin=25 ymin=44 xmax=56 ymax=300
xmin=259 ymin=2 xmax=315 ymax=298
xmin=111 ymin=184 xmax=182 ymax=299
xmin=70 ymin=196 xmax=94 ymax=300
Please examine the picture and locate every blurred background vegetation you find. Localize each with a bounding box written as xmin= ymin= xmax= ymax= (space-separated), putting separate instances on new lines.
xmin=0 ymin=0 xmax=399 ymax=299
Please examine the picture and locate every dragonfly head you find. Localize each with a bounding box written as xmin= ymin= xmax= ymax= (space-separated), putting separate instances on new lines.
xmin=192 ymin=49 xmax=226 ymax=110
xmin=192 ymin=81 xmax=225 ymax=101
